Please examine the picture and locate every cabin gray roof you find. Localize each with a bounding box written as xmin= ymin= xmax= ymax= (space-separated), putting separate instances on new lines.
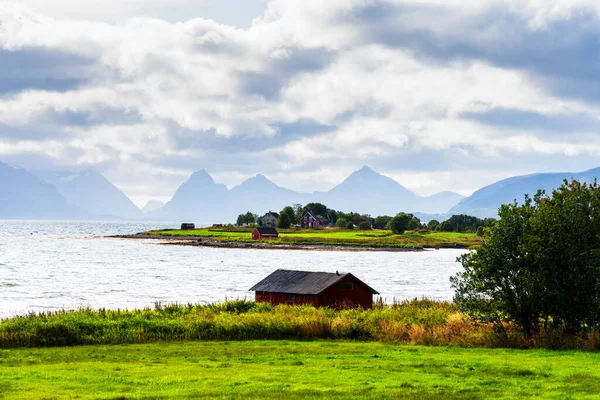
xmin=249 ymin=269 xmax=379 ymax=295
xmin=255 ymin=227 xmax=278 ymax=235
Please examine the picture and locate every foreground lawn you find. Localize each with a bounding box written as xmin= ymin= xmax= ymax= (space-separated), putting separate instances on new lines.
xmin=142 ymin=227 xmax=481 ymax=249
xmin=1 ymin=341 xmax=600 ymax=399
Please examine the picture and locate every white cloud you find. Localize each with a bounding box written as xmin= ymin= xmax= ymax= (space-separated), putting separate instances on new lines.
xmin=1 ymin=0 xmax=600 ymax=204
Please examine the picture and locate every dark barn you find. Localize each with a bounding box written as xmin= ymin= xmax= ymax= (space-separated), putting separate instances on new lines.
xmin=249 ymin=269 xmax=379 ymax=309
xmin=252 ymin=227 xmax=279 ymax=240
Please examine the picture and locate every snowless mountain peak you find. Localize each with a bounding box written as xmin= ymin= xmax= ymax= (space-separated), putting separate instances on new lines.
xmin=187 ymin=169 xmax=215 ymax=185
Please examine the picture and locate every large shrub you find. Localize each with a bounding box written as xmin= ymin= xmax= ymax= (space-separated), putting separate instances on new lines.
xmin=451 ymin=179 xmax=600 ymax=337
xmin=388 ymin=213 xmax=411 ymax=234
xmin=358 ymin=221 xmax=371 ymax=230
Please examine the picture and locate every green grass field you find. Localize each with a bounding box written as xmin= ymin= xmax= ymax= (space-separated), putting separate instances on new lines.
xmin=1 ymin=341 xmax=599 ymax=399
xmin=142 ymin=227 xmax=481 ymax=249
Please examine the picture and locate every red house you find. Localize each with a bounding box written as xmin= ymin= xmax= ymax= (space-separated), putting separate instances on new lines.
xmin=252 ymin=227 xmax=279 ymax=240
xmin=301 ymin=211 xmax=330 ymax=229
xmin=249 ymin=269 xmax=379 ymax=309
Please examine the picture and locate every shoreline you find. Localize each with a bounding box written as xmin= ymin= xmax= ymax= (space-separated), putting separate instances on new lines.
xmin=109 ymin=234 xmax=428 ymax=252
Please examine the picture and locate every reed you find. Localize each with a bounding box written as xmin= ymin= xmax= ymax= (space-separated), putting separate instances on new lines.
xmin=1 ymin=299 xmax=599 ymax=350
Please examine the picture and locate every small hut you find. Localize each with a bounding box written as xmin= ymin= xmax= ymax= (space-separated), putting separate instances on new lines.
xmin=252 ymin=227 xmax=279 ymax=240
xmin=181 ymin=223 xmax=195 ymax=230
xmin=249 ymin=269 xmax=379 ymax=309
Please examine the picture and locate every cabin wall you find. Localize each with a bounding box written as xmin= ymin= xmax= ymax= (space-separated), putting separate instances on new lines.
xmin=255 ymin=292 xmax=320 ymax=307
xmin=320 ymin=276 xmax=374 ymax=309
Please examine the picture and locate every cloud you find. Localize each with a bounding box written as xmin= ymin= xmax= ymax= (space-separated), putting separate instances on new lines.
xmin=1 ymin=0 xmax=600 ymax=204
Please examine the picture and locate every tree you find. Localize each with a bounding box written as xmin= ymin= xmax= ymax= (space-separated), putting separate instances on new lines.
xmin=358 ymin=221 xmax=371 ymax=230
xmin=438 ymin=214 xmax=494 ymax=233
xmin=374 ymin=215 xmax=392 ymax=230
xmin=236 ymin=211 xmax=255 ymax=226
xmin=407 ymin=216 xmax=421 ymax=231
xmin=427 ymin=220 xmax=440 ymax=231
xmin=335 ymin=218 xmax=348 ymax=228
xmin=451 ymin=195 xmax=544 ymax=338
xmin=451 ymin=180 xmax=600 ymax=337
xmin=346 ymin=221 xmax=354 ymax=230
xmin=388 ymin=212 xmax=411 ymax=234
xmin=302 ymin=203 xmax=328 ymax=218
xmin=293 ymin=203 xmax=303 ymax=223
xmin=277 ymin=213 xmax=292 ymax=229
xmin=280 ymin=206 xmax=296 ymax=225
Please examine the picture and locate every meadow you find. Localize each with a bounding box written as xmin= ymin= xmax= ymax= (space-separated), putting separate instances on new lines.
xmin=2 ymin=341 xmax=600 ymax=399
xmin=4 ymin=301 xmax=600 ymax=398
xmin=141 ymin=227 xmax=481 ymax=249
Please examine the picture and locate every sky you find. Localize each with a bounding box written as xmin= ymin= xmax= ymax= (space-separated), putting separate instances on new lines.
xmin=1 ymin=0 xmax=600 ymax=207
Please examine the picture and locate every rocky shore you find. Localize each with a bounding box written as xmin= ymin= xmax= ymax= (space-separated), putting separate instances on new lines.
xmin=109 ymin=234 xmax=425 ymax=252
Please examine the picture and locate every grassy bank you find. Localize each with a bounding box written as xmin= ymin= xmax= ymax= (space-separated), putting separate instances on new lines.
xmin=141 ymin=227 xmax=481 ymax=249
xmin=2 ymin=341 xmax=600 ymax=399
xmin=3 ymin=300 xmax=600 ymax=351
xmin=0 ymin=300 xmax=466 ymax=348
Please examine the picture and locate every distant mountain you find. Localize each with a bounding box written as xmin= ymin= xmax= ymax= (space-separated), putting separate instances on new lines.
xmin=421 ymin=191 xmax=466 ymax=214
xmin=158 ymin=170 xmax=229 ymax=222
xmin=141 ymin=200 xmax=165 ymax=214
xmin=450 ymin=168 xmax=600 ymax=218
xmin=32 ymin=170 xmax=142 ymax=220
xmin=315 ymin=166 xmax=416 ymax=215
xmin=0 ymin=162 xmax=79 ymax=219
xmin=314 ymin=166 xmax=464 ymax=215
xmin=229 ymin=174 xmax=307 ymax=216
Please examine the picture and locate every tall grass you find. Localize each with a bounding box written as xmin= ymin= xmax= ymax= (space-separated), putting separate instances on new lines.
xmin=1 ymin=299 xmax=598 ymax=350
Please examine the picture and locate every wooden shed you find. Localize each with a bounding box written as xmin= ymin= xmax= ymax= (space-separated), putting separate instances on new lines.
xmin=249 ymin=269 xmax=379 ymax=309
xmin=181 ymin=223 xmax=195 ymax=230
xmin=252 ymin=227 xmax=279 ymax=240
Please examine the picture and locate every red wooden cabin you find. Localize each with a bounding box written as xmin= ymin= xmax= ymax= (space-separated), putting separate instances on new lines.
xmin=249 ymin=269 xmax=379 ymax=309
xmin=252 ymin=227 xmax=279 ymax=240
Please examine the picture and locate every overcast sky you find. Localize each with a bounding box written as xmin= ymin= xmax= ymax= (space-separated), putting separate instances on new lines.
xmin=1 ymin=0 xmax=600 ymax=207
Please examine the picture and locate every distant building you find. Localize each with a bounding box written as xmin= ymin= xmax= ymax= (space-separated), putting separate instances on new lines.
xmin=249 ymin=269 xmax=379 ymax=309
xmin=301 ymin=211 xmax=329 ymax=229
xmin=354 ymin=218 xmax=371 ymax=228
xmin=261 ymin=211 xmax=279 ymax=228
xmin=180 ymin=223 xmax=195 ymax=230
xmin=252 ymin=227 xmax=279 ymax=240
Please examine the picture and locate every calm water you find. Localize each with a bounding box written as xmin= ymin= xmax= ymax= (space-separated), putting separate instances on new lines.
xmin=0 ymin=221 xmax=467 ymax=318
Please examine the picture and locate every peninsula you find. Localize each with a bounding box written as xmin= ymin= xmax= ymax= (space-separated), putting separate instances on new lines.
xmin=114 ymin=227 xmax=481 ymax=252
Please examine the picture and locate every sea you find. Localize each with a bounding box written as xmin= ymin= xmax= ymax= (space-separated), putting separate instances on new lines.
xmin=0 ymin=220 xmax=468 ymax=319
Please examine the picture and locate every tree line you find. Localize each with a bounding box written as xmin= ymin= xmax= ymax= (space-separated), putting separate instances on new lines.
xmin=236 ymin=203 xmax=495 ymax=234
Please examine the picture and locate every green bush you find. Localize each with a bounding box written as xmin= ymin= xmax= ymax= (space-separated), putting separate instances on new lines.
xmin=335 ymin=218 xmax=348 ymax=228
xmin=358 ymin=221 xmax=371 ymax=230
xmin=389 ymin=213 xmax=411 ymax=234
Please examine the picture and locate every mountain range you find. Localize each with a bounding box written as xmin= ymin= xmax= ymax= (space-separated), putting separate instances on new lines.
xmin=31 ymin=170 xmax=143 ymax=220
xmin=449 ymin=167 xmax=600 ymax=218
xmin=0 ymin=162 xmax=78 ymax=220
xmin=155 ymin=166 xmax=465 ymax=222
xmin=1 ymin=160 xmax=599 ymax=222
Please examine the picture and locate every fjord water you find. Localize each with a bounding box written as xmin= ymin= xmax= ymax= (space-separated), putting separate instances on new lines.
xmin=0 ymin=221 xmax=466 ymax=318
